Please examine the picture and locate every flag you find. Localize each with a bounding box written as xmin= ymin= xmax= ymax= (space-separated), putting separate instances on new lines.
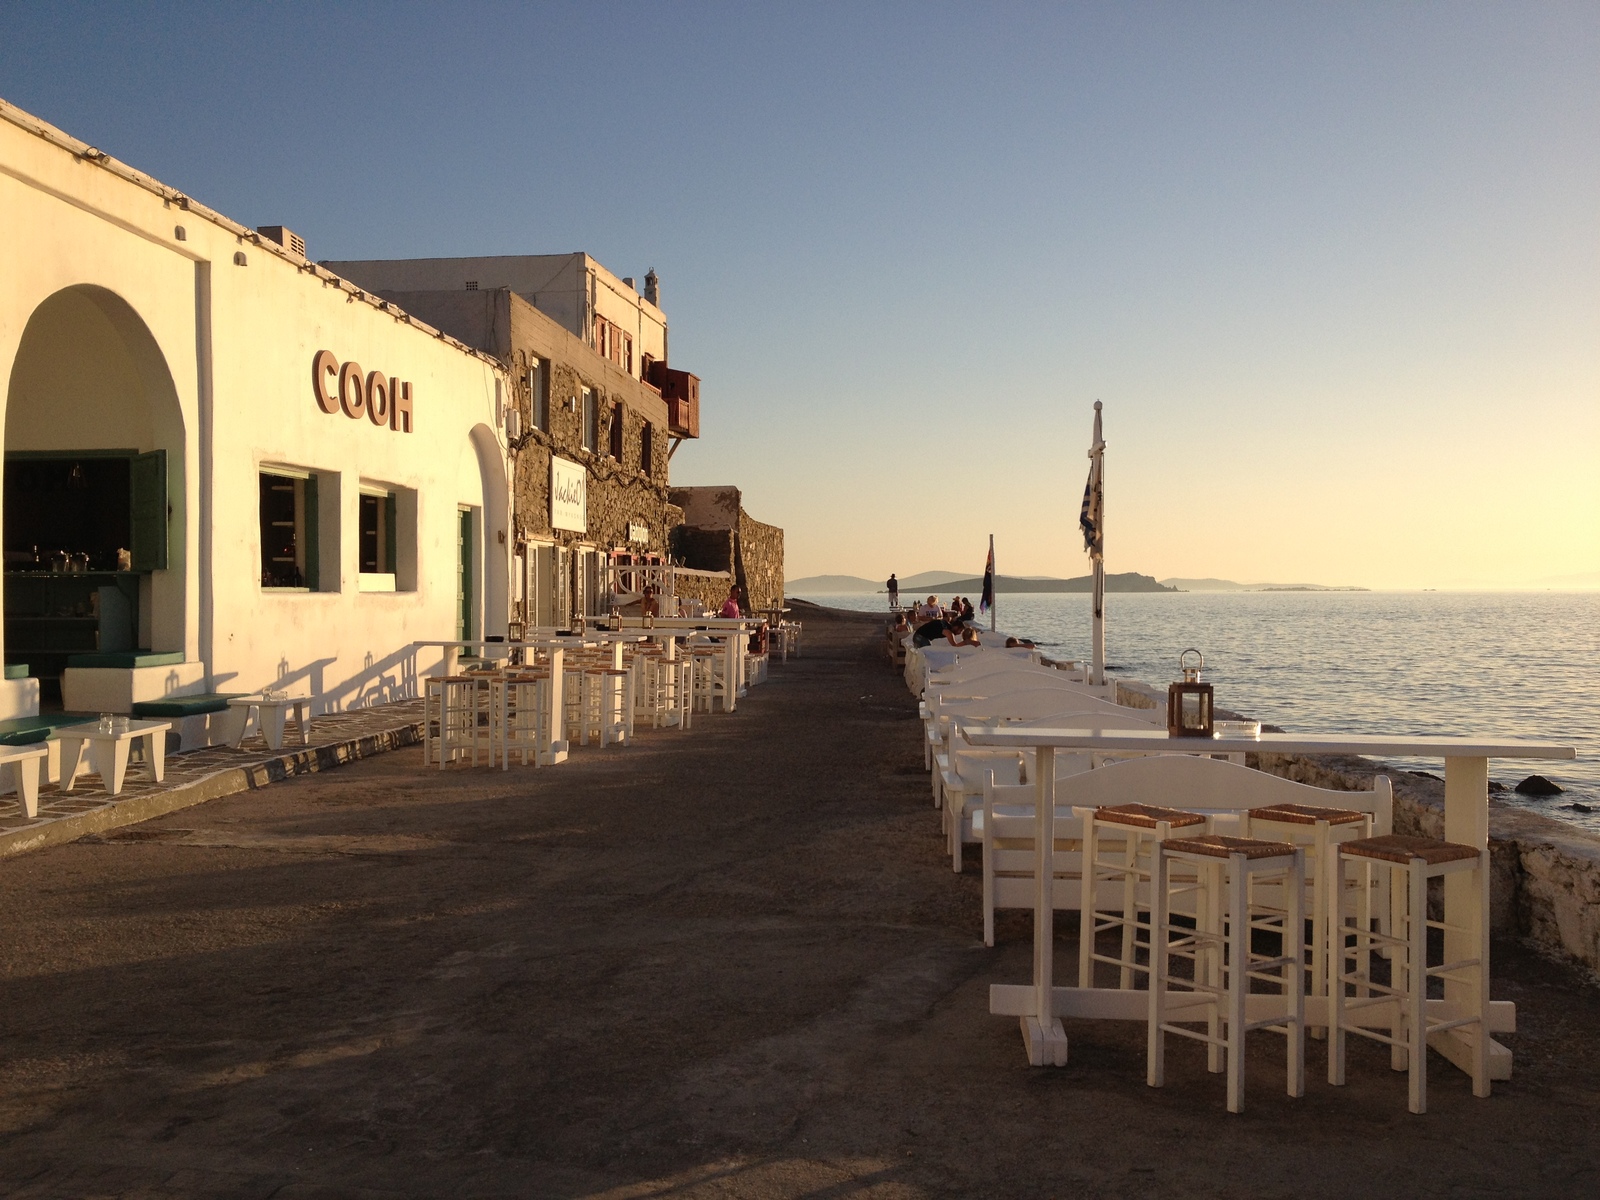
xmin=979 ymin=540 xmax=995 ymax=613
xmin=1079 ymin=458 xmax=1103 ymax=559
xmin=1080 ymin=402 xmax=1105 ymax=559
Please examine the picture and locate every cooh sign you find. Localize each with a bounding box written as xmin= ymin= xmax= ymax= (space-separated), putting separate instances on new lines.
xmin=312 ymin=350 xmax=414 ymax=432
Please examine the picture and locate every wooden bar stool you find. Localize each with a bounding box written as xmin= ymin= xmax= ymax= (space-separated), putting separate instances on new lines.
xmin=1329 ymin=834 xmax=1489 ymax=1114
xmin=1079 ymin=803 xmax=1208 ymax=990
xmin=1245 ymin=802 xmax=1374 ymax=1011
xmin=436 ymin=676 xmax=490 ymax=768
xmin=492 ymin=673 xmax=549 ymax=768
xmin=1149 ymin=835 xmax=1306 ymax=1114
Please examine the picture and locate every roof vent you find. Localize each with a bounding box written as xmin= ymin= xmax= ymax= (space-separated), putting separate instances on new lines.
xmin=465 ymin=280 xmax=479 ymax=291
xmin=622 ymin=276 xmax=635 ymax=290
xmin=256 ymin=225 xmax=305 ymax=262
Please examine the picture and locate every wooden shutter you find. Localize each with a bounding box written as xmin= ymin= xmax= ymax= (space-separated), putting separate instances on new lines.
xmin=129 ymin=450 xmax=168 ymax=571
xmin=384 ymin=493 xmax=398 ymax=575
xmin=302 ymin=475 xmax=320 ymax=590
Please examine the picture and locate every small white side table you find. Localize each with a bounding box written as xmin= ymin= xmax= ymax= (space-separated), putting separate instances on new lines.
xmin=54 ymin=720 xmax=171 ymax=796
xmin=228 ymin=696 xmax=313 ymax=750
xmin=0 ymin=743 xmax=49 ymax=818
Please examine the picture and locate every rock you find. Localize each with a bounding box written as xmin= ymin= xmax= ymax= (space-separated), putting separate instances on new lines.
xmin=1516 ymin=775 xmax=1564 ymax=797
xmin=1488 ymin=780 xmax=1507 ymax=793
xmin=1567 ymin=802 xmax=1593 ymax=814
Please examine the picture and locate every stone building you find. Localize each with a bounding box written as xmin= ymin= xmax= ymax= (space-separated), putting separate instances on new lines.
xmin=323 ymin=257 xmax=704 ymax=625
xmin=669 ymin=486 xmax=785 ymax=614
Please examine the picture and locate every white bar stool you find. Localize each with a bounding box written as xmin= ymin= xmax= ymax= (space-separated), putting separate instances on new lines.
xmin=1244 ymin=802 xmax=1374 ymax=1012
xmin=1329 ymin=834 xmax=1489 ymax=1114
xmin=1079 ymin=802 xmax=1208 ymax=990
xmin=1149 ymin=834 xmax=1306 ymax=1114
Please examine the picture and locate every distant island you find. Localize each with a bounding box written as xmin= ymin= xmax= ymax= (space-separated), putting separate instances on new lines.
xmin=1159 ymin=577 xmax=1370 ymax=592
xmin=786 ymin=571 xmax=1175 ymax=594
xmin=787 ymin=571 xmax=1369 ymax=594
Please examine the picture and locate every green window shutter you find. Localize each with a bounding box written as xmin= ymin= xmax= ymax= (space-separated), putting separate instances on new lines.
xmin=384 ymin=493 xmax=397 ymax=575
xmin=303 ymin=474 xmax=320 ymax=591
xmin=129 ymin=450 xmax=168 ymax=571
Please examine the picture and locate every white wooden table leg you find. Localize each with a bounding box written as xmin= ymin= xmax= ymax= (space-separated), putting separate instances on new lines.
xmin=543 ymin=646 xmax=567 ymax=764
xmin=58 ymin=736 xmax=86 ymax=792
xmin=1023 ymin=745 xmax=1068 ymax=1066
xmin=724 ymin=636 xmax=738 ymax=711
xmin=264 ymin=706 xmax=288 ymax=751
xmin=147 ymin=730 xmax=166 ymax=783
xmin=1441 ymin=755 xmax=1508 ymax=1080
xmin=294 ymin=700 xmax=312 ymax=745
xmin=90 ymin=738 xmax=130 ymax=795
xmin=17 ymin=757 xmax=41 ymax=819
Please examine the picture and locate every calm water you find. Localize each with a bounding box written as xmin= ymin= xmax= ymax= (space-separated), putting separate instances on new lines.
xmin=798 ymin=590 xmax=1599 ymax=831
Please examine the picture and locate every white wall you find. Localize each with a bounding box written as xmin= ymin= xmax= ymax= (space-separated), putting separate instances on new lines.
xmin=1 ymin=101 xmax=511 ymax=713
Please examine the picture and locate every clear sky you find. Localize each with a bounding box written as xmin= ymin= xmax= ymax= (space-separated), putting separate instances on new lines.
xmin=3 ymin=2 xmax=1596 ymax=589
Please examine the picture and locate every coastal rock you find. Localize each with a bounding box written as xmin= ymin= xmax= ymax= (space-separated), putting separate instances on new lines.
xmin=1515 ymin=775 xmax=1564 ymax=797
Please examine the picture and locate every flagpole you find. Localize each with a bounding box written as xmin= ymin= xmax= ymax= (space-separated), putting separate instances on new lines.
xmin=979 ymin=537 xmax=992 ymax=640
xmin=1091 ymin=401 xmax=1106 ymax=688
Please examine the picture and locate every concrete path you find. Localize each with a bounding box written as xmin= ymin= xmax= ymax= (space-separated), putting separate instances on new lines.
xmin=0 ymin=605 xmax=1597 ymax=1198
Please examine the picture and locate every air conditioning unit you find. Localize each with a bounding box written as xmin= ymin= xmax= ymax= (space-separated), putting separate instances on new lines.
xmin=256 ymin=225 xmax=306 ymax=262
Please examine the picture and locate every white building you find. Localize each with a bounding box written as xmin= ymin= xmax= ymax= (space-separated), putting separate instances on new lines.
xmin=0 ymin=97 xmax=512 ymax=723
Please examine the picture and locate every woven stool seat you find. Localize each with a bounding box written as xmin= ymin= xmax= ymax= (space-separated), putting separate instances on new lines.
xmin=1248 ymin=802 xmax=1367 ymax=826
xmin=1165 ymin=835 xmax=1297 ymax=860
xmin=1342 ymin=834 xmax=1479 ymax=866
xmin=1095 ymin=802 xmax=1206 ymax=830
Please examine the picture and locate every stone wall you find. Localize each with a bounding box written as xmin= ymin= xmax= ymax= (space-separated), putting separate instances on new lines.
xmin=736 ymin=511 xmax=784 ymax=613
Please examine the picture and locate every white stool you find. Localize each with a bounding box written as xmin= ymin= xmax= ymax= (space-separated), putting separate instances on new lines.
xmin=1329 ymin=834 xmax=1489 ymax=1114
xmin=1149 ymin=835 xmax=1306 ymax=1114
xmin=1079 ymin=803 xmax=1208 ymax=990
xmin=1245 ymin=802 xmax=1374 ymax=1012
xmin=492 ymin=674 xmax=549 ymax=768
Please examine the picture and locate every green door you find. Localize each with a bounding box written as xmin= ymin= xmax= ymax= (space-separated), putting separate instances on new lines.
xmin=456 ymin=508 xmax=473 ymax=640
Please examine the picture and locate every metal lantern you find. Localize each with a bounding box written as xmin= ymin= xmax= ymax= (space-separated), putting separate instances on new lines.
xmin=1167 ymin=648 xmax=1214 ymax=738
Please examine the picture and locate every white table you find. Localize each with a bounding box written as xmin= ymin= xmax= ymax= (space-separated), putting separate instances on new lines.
xmin=53 ymin=719 xmax=172 ymax=796
xmin=228 ymin=695 xmax=313 ymax=750
xmin=613 ymin=617 xmax=756 ymax=711
xmin=963 ymin=725 xmax=1578 ymax=1078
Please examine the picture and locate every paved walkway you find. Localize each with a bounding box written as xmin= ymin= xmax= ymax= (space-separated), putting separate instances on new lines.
xmin=0 ymin=701 xmax=424 ymax=856
xmin=0 ymin=606 xmax=1596 ymax=1198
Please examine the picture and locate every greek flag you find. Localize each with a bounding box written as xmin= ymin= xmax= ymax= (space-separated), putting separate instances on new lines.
xmin=1079 ymin=457 xmax=1103 ymax=559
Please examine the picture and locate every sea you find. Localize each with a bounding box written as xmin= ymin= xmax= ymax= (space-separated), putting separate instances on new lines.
xmin=795 ymin=589 xmax=1600 ymax=833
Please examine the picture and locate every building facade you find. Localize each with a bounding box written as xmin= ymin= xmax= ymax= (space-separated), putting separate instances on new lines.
xmin=1 ymin=99 xmax=511 ymax=719
xmin=321 ymin=257 xmax=706 ymax=626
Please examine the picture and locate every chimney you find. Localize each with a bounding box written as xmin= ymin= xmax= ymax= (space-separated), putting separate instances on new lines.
xmin=643 ymin=269 xmax=659 ymax=307
xmin=622 ymin=276 xmax=635 ymax=290
xmin=256 ymin=225 xmax=305 ymax=262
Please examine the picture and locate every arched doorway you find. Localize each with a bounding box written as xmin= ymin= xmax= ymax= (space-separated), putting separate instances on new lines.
xmin=468 ymin=422 xmax=509 ymax=640
xmin=3 ymin=285 xmax=185 ymax=706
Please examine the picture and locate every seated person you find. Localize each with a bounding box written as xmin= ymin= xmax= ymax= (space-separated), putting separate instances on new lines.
xmin=958 ymin=596 xmax=976 ymax=622
xmin=641 ymin=584 xmax=661 ymax=619
xmin=912 ymin=615 xmax=980 ymax=648
xmin=1004 ymin=636 xmax=1036 ymax=648
xmin=892 ymin=613 xmax=910 ymax=633
xmin=915 ymin=595 xmax=941 ymax=621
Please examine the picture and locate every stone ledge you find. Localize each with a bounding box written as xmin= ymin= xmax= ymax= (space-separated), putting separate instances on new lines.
xmin=1251 ymin=749 xmax=1600 ymax=973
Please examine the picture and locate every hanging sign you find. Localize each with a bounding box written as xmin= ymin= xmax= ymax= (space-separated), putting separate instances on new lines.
xmin=628 ymin=522 xmax=649 ymax=545
xmin=312 ymin=350 xmax=414 ymax=432
xmin=551 ymin=457 xmax=587 ymax=532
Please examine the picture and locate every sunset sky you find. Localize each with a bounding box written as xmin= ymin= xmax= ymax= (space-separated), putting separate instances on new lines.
xmin=2 ymin=2 xmax=1595 ymax=589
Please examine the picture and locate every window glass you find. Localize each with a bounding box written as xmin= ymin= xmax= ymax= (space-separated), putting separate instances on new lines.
xmin=530 ymin=357 xmax=550 ymax=432
xmin=582 ymin=388 xmax=598 ymax=452
xmin=259 ymin=471 xmax=318 ymax=589
xmin=609 ymin=402 xmax=624 ymax=460
xmin=640 ymin=423 xmax=653 ymax=476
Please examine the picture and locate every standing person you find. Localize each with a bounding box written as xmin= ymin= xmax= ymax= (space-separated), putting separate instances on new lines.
xmin=886 ymin=573 xmax=899 ymax=609
xmin=720 ymin=585 xmax=743 ymax=618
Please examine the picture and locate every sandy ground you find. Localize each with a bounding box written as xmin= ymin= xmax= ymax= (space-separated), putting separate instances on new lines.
xmin=0 ymin=604 xmax=1597 ymax=1198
